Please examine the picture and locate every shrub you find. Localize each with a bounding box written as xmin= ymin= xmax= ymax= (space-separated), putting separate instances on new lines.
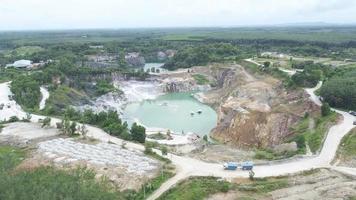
xmin=8 ymin=116 xmax=20 ymax=123
xmin=131 ymin=123 xmax=146 ymax=143
xmin=321 ymin=102 xmax=331 ymax=116
xmin=160 ymin=146 xmax=168 ymax=155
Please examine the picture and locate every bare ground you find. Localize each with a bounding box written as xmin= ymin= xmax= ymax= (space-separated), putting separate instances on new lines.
xmin=207 ymin=169 xmax=356 ymax=200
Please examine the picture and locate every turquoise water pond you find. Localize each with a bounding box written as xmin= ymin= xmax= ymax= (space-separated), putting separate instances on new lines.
xmin=123 ymin=93 xmax=217 ymax=136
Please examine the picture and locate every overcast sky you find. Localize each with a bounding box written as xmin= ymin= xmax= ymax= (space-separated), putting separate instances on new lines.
xmin=1 ymin=0 xmax=356 ymax=30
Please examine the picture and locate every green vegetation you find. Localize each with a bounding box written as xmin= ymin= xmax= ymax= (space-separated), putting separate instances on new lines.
xmin=254 ymin=149 xmax=300 ymax=160
xmin=158 ymin=177 xmax=233 ymax=200
xmin=147 ymin=132 xmax=168 ymax=140
xmin=10 ymin=75 xmax=41 ymax=110
xmin=61 ymin=108 xmax=146 ymax=143
xmin=321 ymin=102 xmax=331 ymax=116
xmin=40 ymin=117 xmax=51 ymax=128
xmin=0 ymin=146 xmax=126 ymax=200
xmin=80 ymin=109 xmax=130 ymax=139
xmin=94 ymin=80 xmax=116 ymax=96
xmin=192 ymin=74 xmax=209 ymax=85
xmin=338 ymin=128 xmax=356 ymax=158
xmin=144 ymin=141 xmax=171 ymax=164
xmin=236 ymin=178 xmax=288 ymax=194
xmin=131 ymin=122 xmax=146 ymax=143
xmin=0 ymin=145 xmax=174 ymax=200
xmin=164 ymin=43 xmax=241 ymax=70
xmin=290 ymin=112 xmax=338 ymax=154
xmin=11 ymin=46 xmax=44 ymax=57
xmin=290 ymin=62 xmax=332 ymax=87
xmin=320 ymin=68 xmax=356 ymax=110
xmin=158 ymin=176 xmax=289 ymax=200
xmin=130 ymin=167 xmax=174 ymax=200
xmin=43 ymin=86 xmax=89 ymax=115
xmin=0 ymin=146 xmax=25 ymax=168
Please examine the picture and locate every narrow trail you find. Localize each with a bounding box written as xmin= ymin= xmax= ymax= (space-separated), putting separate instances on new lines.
xmin=1 ymin=77 xmax=355 ymax=200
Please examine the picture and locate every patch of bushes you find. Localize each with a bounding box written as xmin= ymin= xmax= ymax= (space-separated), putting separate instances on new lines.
xmin=237 ymin=178 xmax=288 ymax=193
xmin=320 ymin=68 xmax=356 ymax=110
xmin=94 ymin=80 xmax=116 ymax=96
xmin=254 ymin=149 xmax=299 ymax=161
xmin=0 ymin=146 xmax=125 ymax=200
xmin=158 ymin=177 xmax=233 ymax=200
xmin=129 ymin=168 xmax=174 ymax=200
xmin=164 ymin=43 xmax=240 ymax=70
xmin=338 ymin=129 xmax=356 ymax=157
xmin=307 ymin=112 xmax=338 ymax=153
xmin=43 ymin=86 xmax=89 ymax=115
xmin=10 ymin=75 xmax=41 ymax=110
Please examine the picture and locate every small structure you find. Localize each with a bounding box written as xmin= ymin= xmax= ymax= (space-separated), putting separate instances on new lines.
xmin=6 ymin=60 xmax=33 ymax=69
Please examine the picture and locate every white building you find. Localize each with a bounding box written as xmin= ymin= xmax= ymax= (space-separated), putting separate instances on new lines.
xmin=6 ymin=60 xmax=33 ymax=69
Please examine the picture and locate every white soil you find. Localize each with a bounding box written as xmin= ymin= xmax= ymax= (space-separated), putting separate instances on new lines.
xmin=38 ymin=138 xmax=159 ymax=175
xmin=0 ymin=122 xmax=59 ymax=141
xmin=39 ymin=86 xmax=49 ymax=110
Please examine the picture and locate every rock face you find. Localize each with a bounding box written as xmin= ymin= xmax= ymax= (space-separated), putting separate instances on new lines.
xmin=163 ymin=77 xmax=210 ymax=93
xmin=273 ymin=142 xmax=298 ymax=153
xmin=201 ymin=64 xmax=319 ymax=148
xmin=125 ymin=52 xmax=145 ymax=67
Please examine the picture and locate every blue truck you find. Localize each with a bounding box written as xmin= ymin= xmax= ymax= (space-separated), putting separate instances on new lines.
xmin=223 ymin=162 xmax=238 ymax=170
xmin=241 ymin=161 xmax=254 ymax=170
xmin=223 ymin=161 xmax=254 ymax=170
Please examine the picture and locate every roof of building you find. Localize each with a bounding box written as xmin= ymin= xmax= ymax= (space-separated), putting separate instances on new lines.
xmin=12 ymin=60 xmax=32 ymax=68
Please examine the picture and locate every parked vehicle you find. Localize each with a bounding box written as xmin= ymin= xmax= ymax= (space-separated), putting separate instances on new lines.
xmin=241 ymin=161 xmax=254 ymax=170
xmin=349 ymin=111 xmax=356 ymax=116
xmin=223 ymin=162 xmax=238 ymax=170
xmin=353 ymin=121 xmax=356 ymax=125
xmin=223 ymin=161 xmax=254 ymax=170
xmin=0 ymin=103 xmax=4 ymax=110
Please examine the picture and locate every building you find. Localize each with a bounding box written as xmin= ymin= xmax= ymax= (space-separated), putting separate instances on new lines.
xmin=6 ymin=60 xmax=33 ymax=69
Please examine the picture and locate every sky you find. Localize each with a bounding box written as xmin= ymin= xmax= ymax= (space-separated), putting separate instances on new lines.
xmin=0 ymin=0 xmax=356 ymax=30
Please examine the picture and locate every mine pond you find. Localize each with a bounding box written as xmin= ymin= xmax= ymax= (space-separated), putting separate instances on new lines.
xmin=123 ymin=92 xmax=217 ymax=136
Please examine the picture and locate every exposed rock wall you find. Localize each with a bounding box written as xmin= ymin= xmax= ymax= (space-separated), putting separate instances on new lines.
xmin=163 ymin=77 xmax=210 ymax=93
xmin=200 ymin=64 xmax=319 ymax=148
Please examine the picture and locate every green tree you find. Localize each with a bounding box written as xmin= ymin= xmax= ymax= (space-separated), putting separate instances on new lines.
xmin=131 ymin=123 xmax=146 ymax=143
xmin=70 ymin=122 xmax=77 ymax=136
xmin=321 ymin=102 xmax=331 ymax=116
xmin=10 ymin=75 xmax=41 ymax=109
xmin=263 ymin=61 xmax=271 ymax=68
